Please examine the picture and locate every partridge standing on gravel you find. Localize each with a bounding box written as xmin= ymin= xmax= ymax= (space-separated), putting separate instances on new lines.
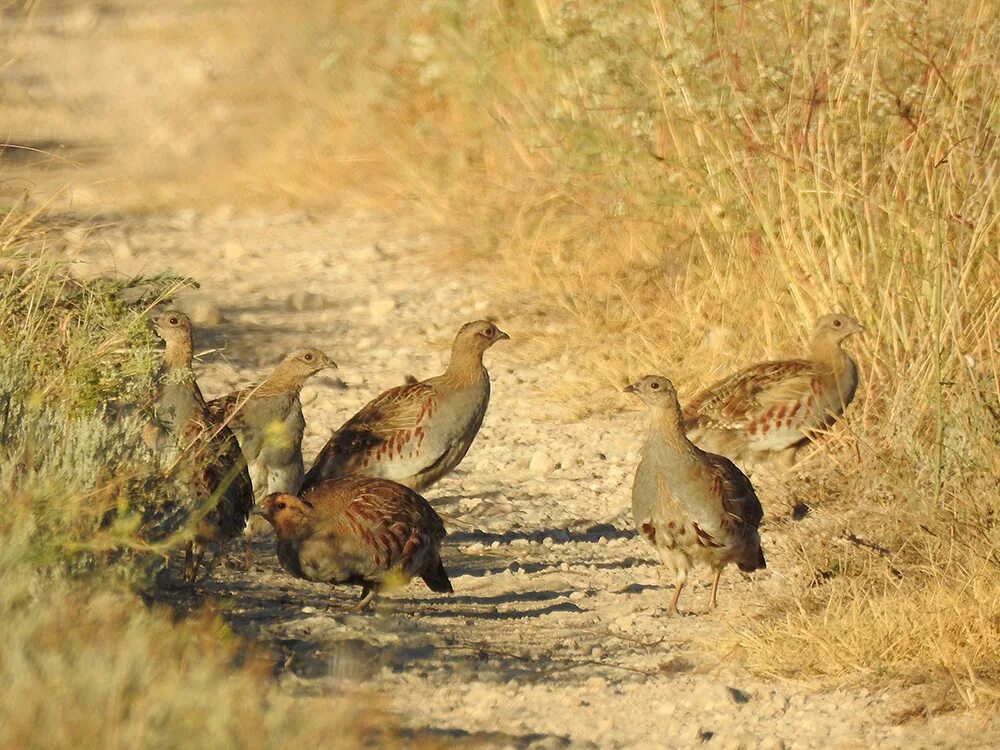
xmin=258 ymin=477 xmax=453 ymax=610
xmin=208 ymin=347 xmax=336 ymax=562
xmin=683 ymin=313 xmax=864 ymax=467
xmin=627 ymin=375 xmax=766 ymax=615
xmin=302 ymin=320 xmax=509 ymax=493
xmin=150 ymin=311 xmax=254 ymax=582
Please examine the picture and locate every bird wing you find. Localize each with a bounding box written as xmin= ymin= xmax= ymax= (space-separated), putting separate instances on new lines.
xmin=707 ymin=453 xmax=765 ymax=530
xmin=409 ymin=380 xmax=489 ymax=489
xmin=206 ymin=384 xmax=260 ymax=426
xmin=309 ymin=479 xmax=444 ymax=573
xmin=683 ymin=359 xmax=818 ymax=430
xmin=188 ymin=420 xmax=254 ymax=541
xmin=304 ymin=383 xmax=438 ymax=487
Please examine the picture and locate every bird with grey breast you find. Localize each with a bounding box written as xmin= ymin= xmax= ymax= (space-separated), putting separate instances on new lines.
xmin=683 ymin=313 xmax=864 ymax=469
xmin=148 ymin=310 xmax=254 ymax=582
xmin=627 ymin=375 xmax=766 ymax=615
xmin=207 ymin=346 xmax=336 ymax=563
xmin=257 ymin=477 xmax=452 ymax=611
xmin=302 ymin=320 xmax=509 ymax=494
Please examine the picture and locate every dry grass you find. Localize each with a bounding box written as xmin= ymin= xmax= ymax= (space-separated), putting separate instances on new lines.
xmin=6 ymin=0 xmax=999 ymax=714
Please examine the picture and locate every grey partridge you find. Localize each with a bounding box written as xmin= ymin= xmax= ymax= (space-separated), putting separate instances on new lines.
xmin=627 ymin=375 xmax=765 ymax=615
xmin=208 ymin=347 xmax=335 ymax=493
xmin=302 ymin=320 xmax=508 ymax=493
xmin=259 ymin=477 xmax=453 ymax=610
xmin=149 ymin=311 xmax=254 ymax=582
xmin=208 ymin=347 xmax=336 ymax=562
xmin=683 ymin=313 xmax=863 ymax=467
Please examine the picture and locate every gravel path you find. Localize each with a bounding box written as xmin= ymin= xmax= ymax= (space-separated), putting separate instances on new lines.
xmin=64 ymin=212 xmax=993 ymax=749
xmin=7 ymin=3 xmax=996 ymax=745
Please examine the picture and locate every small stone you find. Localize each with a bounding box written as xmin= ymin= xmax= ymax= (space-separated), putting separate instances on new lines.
xmin=528 ymin=450 xmax=557 ymax=476
xmin=569 ymin=591 xmax=586 ymax=601
xmin=222 ymin=240 xmax=247 ymax=261
xmin=369 ymin=297 xmax=397 ymax=318
xmin=61 ymin=4 xmax=100 ymax=35
xmin=287 ymin=290 xmax=326 ymax=312
xmin=180 ymin=299 xmax=222 ymax=327
xmin=727 ymin=686 xmax=752 ymax=704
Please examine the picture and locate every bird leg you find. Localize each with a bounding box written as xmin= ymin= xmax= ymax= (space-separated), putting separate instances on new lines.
xmin=184 ymin=541 xmax=205 ymax=584
xmin=182 ymin=541 xmax=194 ymax=582
xmin=660 ymin=548 xmax=690 ymax=615
xmin=709 ymin=568 xmax=723 ymax=609
xmin=668 ymin=580 xmax=684 ymax=616
xmin=349 ymin=583 xmax=378 ymax=612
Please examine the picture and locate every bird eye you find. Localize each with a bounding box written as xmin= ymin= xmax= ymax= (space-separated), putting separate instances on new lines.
xmin=833 ymin=319 xmax=843 ymax=328
xmin=303 ymin=353 xmax=314 ymax=362
xmin=650 ymin=382 xmax=660 ymax=390
xmin=484 ymin=325 xmax=496 ymax=337
xmin=169 ymin=317 xmax=179 ymax=325
xmin=275 ymin=501 xmax=286 ymax=510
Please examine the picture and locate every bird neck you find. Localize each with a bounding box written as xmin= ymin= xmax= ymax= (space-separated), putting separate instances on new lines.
xmin=442 ymin=344 xmax=487 ymax=389
xmin=163 ymin=337 xmax=194 ymax=373
xmin=257 ymin=366 xmax=309 ymax=398
xmin=809 ymin=336 xmax=853 ymax=376
xmin=651 ymin=404 xmax=696 ymax=455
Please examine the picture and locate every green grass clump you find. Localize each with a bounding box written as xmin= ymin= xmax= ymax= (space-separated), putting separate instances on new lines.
xmin=0 ymin=207 xmax=383 ymax=747
xmin=0 ymin=206 xmax=194 ymax=581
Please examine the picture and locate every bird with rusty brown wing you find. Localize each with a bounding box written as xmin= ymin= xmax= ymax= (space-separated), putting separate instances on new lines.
xmin=683 ymin=313 xmax=864 ymax=468
xmin=150 ymin=310 xmax=254 ymax=582
xmin=208 ymin=347 xmax=337 ymax=564
xmin=258 ymin=477 xmax=453 ymax=610
xmin=627 ymin=375 xmax=765 ymax=615
xmin=302 ymin=320 xmax=509 ymax=493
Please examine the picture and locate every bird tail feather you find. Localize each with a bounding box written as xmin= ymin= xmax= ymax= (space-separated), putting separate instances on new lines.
xmin=421 ymin=554 xmax=453 ymax=593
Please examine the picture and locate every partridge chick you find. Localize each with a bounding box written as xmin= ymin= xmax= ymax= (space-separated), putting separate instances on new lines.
xmin=259 ymin=478 xmax=453 ymax=610
xmin=208 ymin=347 xmax=336 ymax=563
xmin=627 ymin=375 xmax=765 ymax=615
xmin=150 ymin=311 xmax=254 ymax=582
xmin=303 ymin=320 xmax=509 ymax=492
xmin=684 ymin=313 xmax=863 ymax=467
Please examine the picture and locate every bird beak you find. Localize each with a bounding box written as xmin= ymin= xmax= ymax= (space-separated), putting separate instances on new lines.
xmin=250 ymin=507 xmax=267 ymax=518
xmin=623 ymin=383 xmax=638 ymax=394
xmin=325 ymin=357 xmax=339 ymax=370
xmin=495 ymin=328 xmax=510 ymax=341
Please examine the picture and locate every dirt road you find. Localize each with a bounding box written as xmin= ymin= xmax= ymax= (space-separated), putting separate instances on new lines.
xmin=60 ymin=212 xmax=984 ymax=749
xmin=5 ymin=2 xmax=996 ymax=747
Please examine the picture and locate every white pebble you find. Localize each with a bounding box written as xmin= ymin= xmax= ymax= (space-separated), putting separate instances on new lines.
xmin=528 ymin=450 xmax=557 ymax=476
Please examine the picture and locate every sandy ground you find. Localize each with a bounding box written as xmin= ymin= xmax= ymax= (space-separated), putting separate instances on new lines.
xmin=5 ymin=3 xmax=999 ymax=748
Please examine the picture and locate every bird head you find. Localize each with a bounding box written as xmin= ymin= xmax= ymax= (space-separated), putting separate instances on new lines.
xmin=624 ymin=375 xmax=681 ymax=410
xmin=813 ymin=313 xmax=864 ymax=344
xmin=151 ymin=310 xmax=192 ymax=345
xmin=258 ymin=493 xmax=313 ymax=535
xmin=455 ymin=320 xmax=510 ymax=352
xmin=282 ymin=347 xmax=337 ymax=379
